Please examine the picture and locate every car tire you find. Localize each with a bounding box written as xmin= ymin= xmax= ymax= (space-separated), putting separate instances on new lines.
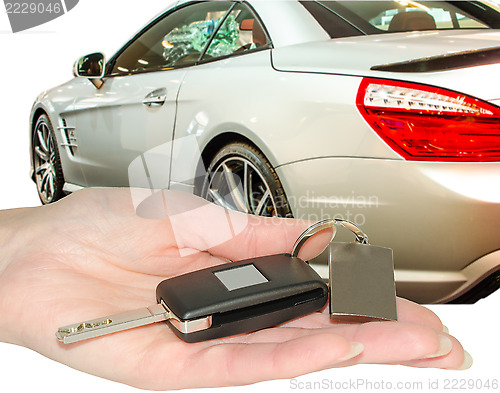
xmin=201 ymin=142 xmax=293 ymax=217
xmin=32 ymin=114 xmax=65 ymax=204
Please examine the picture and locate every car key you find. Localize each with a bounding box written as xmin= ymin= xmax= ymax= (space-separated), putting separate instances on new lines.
xmin=56 ymin=254 xmax=328 ymax=344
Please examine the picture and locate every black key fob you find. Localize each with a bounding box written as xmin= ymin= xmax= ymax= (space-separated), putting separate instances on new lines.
xmin=156 ymin=254 xmax=328 ymax=343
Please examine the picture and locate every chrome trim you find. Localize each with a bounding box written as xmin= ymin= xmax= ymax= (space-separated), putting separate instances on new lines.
xmin=160 ymin=300 xmax=212 ymax=334
xmin=58 ymin=125 xmax=78 ymax=150
xmin=62 ymin=182 xmax=84 ymax=193
xmin=143 ymin=88 xmax=167 ymax=107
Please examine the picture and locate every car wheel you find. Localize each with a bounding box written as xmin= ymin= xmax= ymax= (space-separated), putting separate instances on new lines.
xmin=32 ymin=115 xmax=65 ymax=204
xmin=201 ymin=142 xmax=292 ymax=217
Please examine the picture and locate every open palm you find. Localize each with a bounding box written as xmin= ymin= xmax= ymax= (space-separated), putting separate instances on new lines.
xmin=0 ymin=188 xmax=469 ymax=390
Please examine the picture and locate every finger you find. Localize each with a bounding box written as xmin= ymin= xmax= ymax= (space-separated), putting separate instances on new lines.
xmin=266 ymin=311 xmax=458 ymax=368
xmin=144 ymin=189 xmax=332 ymax=260
xmin=135 ymin=250 xmax=228 ymax=276
xmin=393 ymin=297 xmax=444 ymax=331
xmin=399 ymin=334 xmax=471 ymax=370
xmin=281 ymin=297 xmax=444 ymax=331
xmin=187 ymin=332 xmax=357 ymax=388
xmin=57 ymin=188 xmax=330 ymax=264
xmin=321 ymin=321 xmax=458 ymax=365
xmin=219 ymin=325 xmax=328 ymax=345
xmin=209 ymin=214 xmax=334 ymax=261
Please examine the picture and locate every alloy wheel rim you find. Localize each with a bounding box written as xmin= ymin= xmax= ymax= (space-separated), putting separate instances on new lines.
xmin=34 ymin=121 xmax=57 ymax=203
xmin=206 ymin=157 xmax=278 ymax=217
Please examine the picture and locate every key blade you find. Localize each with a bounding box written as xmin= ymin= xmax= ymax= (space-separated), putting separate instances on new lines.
xmin=56 ymin=304 xmax=168 ymax=344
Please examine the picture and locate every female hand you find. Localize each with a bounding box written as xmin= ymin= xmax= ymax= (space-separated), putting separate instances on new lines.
xmin=0 ymin=188 xmax=470 ymax=390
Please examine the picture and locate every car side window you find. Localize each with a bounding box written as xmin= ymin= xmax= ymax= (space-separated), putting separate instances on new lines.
xmin=201 ymin=3 xmax=270 ymax=62
xmin=109 ymin=2 xmax=234 ymax=75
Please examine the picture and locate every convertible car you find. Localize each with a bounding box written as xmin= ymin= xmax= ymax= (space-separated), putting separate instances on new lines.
xmin=30 ymin=0 xmax=500 ymax=303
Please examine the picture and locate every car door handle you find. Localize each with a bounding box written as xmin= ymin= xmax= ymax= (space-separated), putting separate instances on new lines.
xmin=143 ymin=88 xmax=167 ymax=107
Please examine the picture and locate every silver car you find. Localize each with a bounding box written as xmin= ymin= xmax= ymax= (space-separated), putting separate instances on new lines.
xmin=30 ymin=0 xmax=500 ymax=304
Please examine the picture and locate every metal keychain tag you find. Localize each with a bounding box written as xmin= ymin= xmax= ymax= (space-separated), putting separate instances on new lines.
xmin=292 ymin=220 xmax=397 ymax=323
xmin=329 ymin=241 xmax=397 ymax=322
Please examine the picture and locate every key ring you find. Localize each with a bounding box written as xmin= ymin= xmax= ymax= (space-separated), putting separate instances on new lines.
xmin=291 ymin=219 xmax=369 ymax=259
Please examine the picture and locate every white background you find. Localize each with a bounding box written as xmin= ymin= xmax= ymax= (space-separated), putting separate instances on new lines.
xmin=0 ymin=1 xmax=498 ymax=392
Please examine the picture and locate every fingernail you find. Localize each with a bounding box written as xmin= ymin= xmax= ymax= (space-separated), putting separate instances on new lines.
xmin=423 ymin=335 xmax=453 ymax=359
xmin=454 ymin=351 xmax=473 ymax=370
xmin=442 ymin=325 xmax=449 ymax=334
xmin=337 ymin=342 xmax=364 ymax=362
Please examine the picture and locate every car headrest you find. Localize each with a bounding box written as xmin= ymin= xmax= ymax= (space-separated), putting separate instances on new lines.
xmin=388 ymin=11 xmax=437 ymax=32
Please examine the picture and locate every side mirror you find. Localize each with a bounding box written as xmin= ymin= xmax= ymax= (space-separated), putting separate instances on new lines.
xmin=74 ymin=52 xmax=105 ymax=79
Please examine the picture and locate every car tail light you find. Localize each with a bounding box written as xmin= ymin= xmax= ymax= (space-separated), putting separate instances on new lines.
xmin=356 ymin=78 xmax=500 ymax=162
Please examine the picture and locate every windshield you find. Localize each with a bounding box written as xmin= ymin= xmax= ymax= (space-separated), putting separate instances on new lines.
xmin=302 ymin=1 xmax=500 ymax=38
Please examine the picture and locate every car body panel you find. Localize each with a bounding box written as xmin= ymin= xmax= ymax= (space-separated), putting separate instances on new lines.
xmin=250 ymin=0 xmax=330 ymax=47
xmin=68 ymin=70 xmax=187 ymax=187
xmin=172 ymin=50 xmax=402 ymax=193
xmin=276 ymin=158 xmax=500 ymax=303
xmin=272 ymin=30 xmax=500 ymax=101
